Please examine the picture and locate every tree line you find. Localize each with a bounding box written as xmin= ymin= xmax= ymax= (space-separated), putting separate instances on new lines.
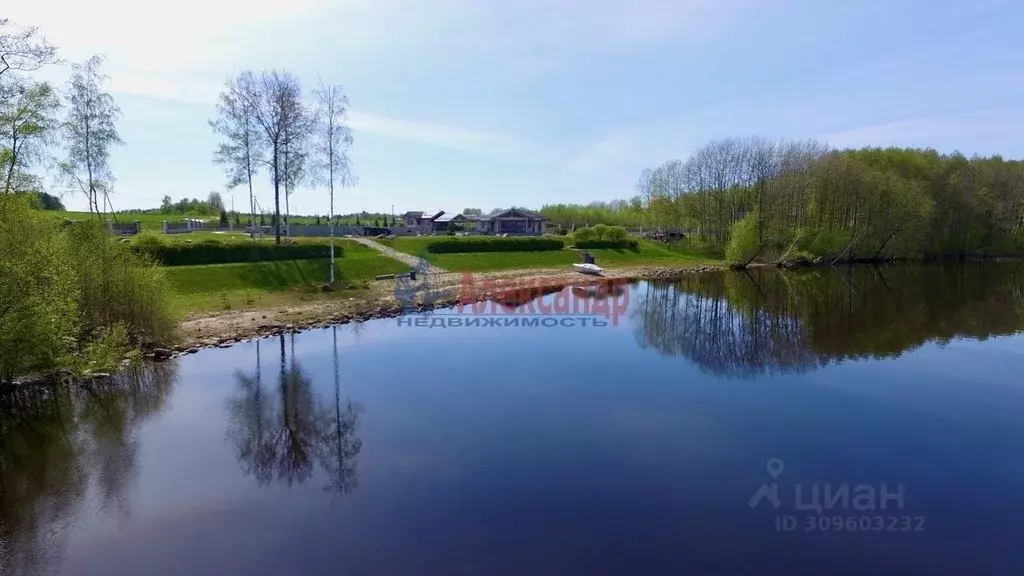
xmin=640 ymin=139 xmax=1024 ymax=263
xmin=542 ymin=139 xmax=1024 ymax=263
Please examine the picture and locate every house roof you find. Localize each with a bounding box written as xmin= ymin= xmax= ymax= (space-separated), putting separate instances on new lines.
xmin=478 ymin=208 xmax=549 ymax=221
xmin=401 ymin=210 xmax=445 ymax=220
xmin=433 ymin=213 xmax=467 ymax=223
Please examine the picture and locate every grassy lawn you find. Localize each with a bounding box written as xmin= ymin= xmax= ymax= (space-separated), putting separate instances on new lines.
xmin=51 ymin=211 xmax=214 ymax=228
xmin=379 ymin=236 xmax=721 ymax=272
xmin=163 ymin=241 xmax=409 ymax=315
xmin=128 ymin=230 xmax=356 ymax=246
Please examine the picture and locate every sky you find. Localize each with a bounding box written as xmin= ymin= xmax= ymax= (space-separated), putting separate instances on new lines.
xmin=8 ymin=0 xmax=1024 ymax=216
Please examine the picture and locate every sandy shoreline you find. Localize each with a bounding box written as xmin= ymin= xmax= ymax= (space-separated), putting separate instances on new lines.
xmin=170 ymin=263 xmax=723 ymax=355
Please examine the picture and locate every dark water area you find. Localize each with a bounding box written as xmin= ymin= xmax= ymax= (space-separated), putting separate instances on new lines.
xmin=3 ymin=263 xmax=1024 ymax=575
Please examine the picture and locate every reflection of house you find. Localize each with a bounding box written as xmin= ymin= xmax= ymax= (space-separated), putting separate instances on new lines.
xmin=476 ymin=208 xmax=549 ymax=235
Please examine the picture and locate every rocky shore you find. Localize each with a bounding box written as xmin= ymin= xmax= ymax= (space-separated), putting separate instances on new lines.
xmin=163 ymin=263 xmax=724 ymax=360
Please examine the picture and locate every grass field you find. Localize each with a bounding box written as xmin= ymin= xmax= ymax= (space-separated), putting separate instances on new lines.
xmin=51 ymin=211 xmax=217 ymax=227
xmin=379 ymin=237 xmax=720 ymax=272
xmin=163 ymin=240 xmax=409 ymax=315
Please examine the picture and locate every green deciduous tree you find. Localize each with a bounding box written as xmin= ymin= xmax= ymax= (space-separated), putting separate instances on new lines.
xmin=0 ymin=78 xmax=60 ymax=193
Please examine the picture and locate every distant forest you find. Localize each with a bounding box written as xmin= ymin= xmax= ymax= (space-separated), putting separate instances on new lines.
xmin=541 ymin=141 xmax=1024 ymax=262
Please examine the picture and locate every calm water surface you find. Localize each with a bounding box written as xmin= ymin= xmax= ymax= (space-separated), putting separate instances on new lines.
xmin=3 ymin=263 xmax=1024 ymax=575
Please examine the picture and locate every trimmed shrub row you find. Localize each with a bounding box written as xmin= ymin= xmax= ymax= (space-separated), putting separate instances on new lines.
xmin=426 ymin=237 xmax=565 ymax=253
xmin=133 ymin=242 xmax=338 ymax=266
xmin=574 ymin=239 xmax=639 ymax=250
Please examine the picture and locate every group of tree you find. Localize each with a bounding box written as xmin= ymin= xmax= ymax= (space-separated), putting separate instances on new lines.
xmin=1 ymin=18 xmax=123 ymax=212
xmin=1 ymin=19 xmax=173 ymax=383
xmin=210 ymin=71 xmax=355 ymax=245
xmin=539 ymin=200 xmax=647 ymax=231
xmin=155 ymin=192 xmax=223 ymax=216
xmin=595 ymin=137 xmax=1024 ymax=263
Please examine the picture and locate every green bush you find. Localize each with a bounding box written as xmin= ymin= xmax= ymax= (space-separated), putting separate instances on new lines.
xmin=574 ymin=239 xmax=638 ymax=249
xmin=133 ymin=238 xmax=335 ymax=266
xmin=573 ymin=227 xmax=598 ymax=242
xmin=806 ymin=229 xmax=852 ymax=260
xmin=725 ymin=212 xmax=760 ymax=263
xmin=425 ymin=237 xmax=564 ymax=253
xmin=0 ymin=196 xmax=79 ymax=382
xmin=0 ymin=198 xmax=176 ymax=382
xmin=604 ymin=226 xmax=628 ymax=242
xmin=593 ymin=223 xmax=610 ymax=240
xmin=65 ymin=221 xmax=175 ymax=345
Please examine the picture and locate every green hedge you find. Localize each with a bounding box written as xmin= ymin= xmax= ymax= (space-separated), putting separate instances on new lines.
xmin=134 ymin=241 xmax=337 ymax=266
xmin=426 ymin=237 xmax=565 ymax=253
xmin=574 ymin=239 xmax=638 ymax=250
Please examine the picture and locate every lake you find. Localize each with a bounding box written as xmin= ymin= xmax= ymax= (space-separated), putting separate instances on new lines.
xmin=3 ymin=263 xmax=1024 ymax=575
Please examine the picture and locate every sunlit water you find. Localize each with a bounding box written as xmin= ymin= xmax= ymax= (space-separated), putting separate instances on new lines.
xmin=3 ymin=263 xmax=1024 ymax=575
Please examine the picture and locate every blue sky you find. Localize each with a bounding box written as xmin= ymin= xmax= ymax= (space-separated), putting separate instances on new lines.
xmin=11 ymin=0 xmax=1023 ymax=215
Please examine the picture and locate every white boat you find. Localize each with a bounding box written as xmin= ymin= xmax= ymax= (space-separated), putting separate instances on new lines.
xmin=572 ymin=263 xmax=604 ymax=275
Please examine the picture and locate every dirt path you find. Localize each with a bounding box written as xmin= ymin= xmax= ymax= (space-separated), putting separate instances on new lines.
xmin=351 ymin=237 xmax=448 ymax=274
xmin=173 ymin=262 xmax=723 ymax=353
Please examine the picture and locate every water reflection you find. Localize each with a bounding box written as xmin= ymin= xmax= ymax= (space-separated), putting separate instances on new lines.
xmin=0 ymin=364 xmax=177 ymax=576
xmin=227 ymin=330 xmax=362 ymax=494
xmin=633 ymin=263 xmax=1024 ymax=377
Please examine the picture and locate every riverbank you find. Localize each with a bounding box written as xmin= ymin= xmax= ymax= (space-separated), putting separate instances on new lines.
xmin=170 ymin=263 xmax=723 ymax=356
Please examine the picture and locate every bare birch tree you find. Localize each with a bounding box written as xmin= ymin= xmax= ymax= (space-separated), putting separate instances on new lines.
xmin=210 ymin=71 xmax=262 ymax=237
xmin=59 ymin=55 xmax=122 ymax=215
xmin=280 ymin=106 xmax=313 ymax=240
xmin=312 ymin=79 xmax=354 ymax=284
xmin=241 ymin=70 xmax=305 ymax=245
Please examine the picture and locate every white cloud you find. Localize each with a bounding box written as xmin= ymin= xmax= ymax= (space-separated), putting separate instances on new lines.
xmin=348 ymin=111 xmax=530 ymax=156
xmin=821 ymin=109 xmax=1023 ymax=151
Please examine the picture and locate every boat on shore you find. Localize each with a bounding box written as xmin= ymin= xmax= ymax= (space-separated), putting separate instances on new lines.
xmin=572 ymin=263 xmax=604 ymax=275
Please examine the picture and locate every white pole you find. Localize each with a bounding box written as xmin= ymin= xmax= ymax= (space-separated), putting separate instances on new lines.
xmin=329 ymin=185 xmax=335 ymax=285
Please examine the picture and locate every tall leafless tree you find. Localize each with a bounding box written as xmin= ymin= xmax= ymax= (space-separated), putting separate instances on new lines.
xmin=312 ymin=79 xmax=354 ymax=284
xmin=237 ymin=70 xmax=309 ymax=245
xmin=59 ymin=55 xmax=123 ymax=216
xmin=210 ymin=71 xmax=262 ymax=237
xmin=0 ymin=18 xmax=58 ymax=79
xmin=280 ymin=107 xmax=313 ymax=240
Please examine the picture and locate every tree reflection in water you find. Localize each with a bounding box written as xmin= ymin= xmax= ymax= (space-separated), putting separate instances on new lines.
xmin=632 ymin=263 xmax=1024 ymax=378
xmin=227 ymin=330 xmax=363 ymax=494
xmin=0 ymin=363 xmax=177 ymax=576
